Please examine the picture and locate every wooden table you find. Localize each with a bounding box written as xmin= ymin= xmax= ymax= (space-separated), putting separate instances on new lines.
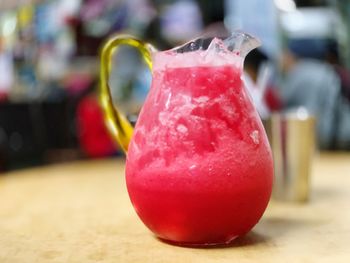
xmin=0 ymin=153 xmax=349 ymax=262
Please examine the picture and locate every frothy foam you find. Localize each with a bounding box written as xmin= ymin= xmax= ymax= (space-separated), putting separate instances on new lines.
xmin=153 ymin=38 xmax=243 ymax=71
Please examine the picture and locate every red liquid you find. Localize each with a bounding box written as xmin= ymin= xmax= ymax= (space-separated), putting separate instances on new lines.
xmin=126 ymin=64 xmax=273 ymax=245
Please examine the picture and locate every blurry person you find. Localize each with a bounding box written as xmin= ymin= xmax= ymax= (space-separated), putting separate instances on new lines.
xmin=0 ymin=37 xmax=14 ymax=101
xmin=145 ymin=0 xmax=203 ymax=49
xmin=279 ymin=48 xmax=340 ymax=149
xmin=160 ymin=0 xmax=203 ymax=45
xmin=325 ymin=40 xmax=350 ymax=149
xmin=325 ymin=40 xmax=350 ymax=102
xmin=244 ymin=48 xmax=283 ymax=119
xmin=76 ymin=85 xmax=118 ymax=158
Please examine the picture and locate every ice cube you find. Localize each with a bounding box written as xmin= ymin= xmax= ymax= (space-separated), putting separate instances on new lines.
xmin=194 ymin=96 xmax=209 ymax=104
xmin=176 ymin=124 xmax=188 ymax=134
xmin=250 ymin=130 xmax=259 ymax=144
xmin=159 ymin=112 xmax=170 ymax=126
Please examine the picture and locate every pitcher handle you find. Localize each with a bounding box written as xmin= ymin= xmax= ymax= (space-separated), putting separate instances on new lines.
xmin=99 ymin=35 xmax=153 ymax=153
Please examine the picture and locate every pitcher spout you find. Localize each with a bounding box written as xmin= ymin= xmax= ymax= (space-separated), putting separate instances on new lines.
xmin=223 ymin=31 xmax=261 ymax=58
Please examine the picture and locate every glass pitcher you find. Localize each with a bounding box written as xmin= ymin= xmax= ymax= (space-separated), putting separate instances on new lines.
xmin=99 ymin=31 xmax=273 ymax=246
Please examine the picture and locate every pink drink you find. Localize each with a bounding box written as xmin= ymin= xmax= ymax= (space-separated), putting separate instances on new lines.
xmin=125 ymin=50 xmax=273 ymax=245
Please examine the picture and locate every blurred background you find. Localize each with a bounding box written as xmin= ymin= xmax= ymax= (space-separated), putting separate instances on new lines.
xmin=0 ymin=0 xmax=350 ymax=172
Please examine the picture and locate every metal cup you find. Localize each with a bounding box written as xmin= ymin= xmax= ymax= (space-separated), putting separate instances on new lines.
xmin=264 ymin=108 xmax=316 ymax=202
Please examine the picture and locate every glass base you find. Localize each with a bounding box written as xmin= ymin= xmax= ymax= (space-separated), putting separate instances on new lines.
xmin=158 ymin=235 xmax=239 ymax=248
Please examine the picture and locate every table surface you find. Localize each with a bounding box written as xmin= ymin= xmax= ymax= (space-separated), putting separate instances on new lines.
xmin=0 ymin=153 xmax=349 ymax=263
